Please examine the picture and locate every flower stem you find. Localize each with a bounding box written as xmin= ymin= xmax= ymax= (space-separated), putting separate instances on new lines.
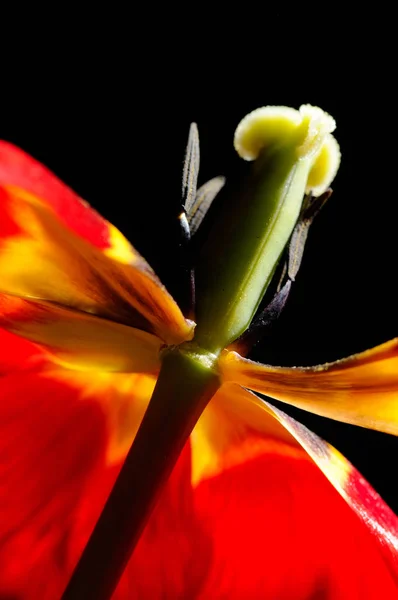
xmin=61 ymin=344 xmax=220 ymax=600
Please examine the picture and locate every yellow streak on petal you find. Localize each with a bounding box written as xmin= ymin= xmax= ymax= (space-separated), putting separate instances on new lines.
xmin=191 ymin=383 xmax=307 ymax=486
xmin=323 ymin=444 xmax=351 ymax=496
xmin=45 ymin=368 xmax=156 ymax=466
xmin=103 ymin=223 xmax=140 ymax=265
xmin=0 ymin=188 xmax=121 ymax=316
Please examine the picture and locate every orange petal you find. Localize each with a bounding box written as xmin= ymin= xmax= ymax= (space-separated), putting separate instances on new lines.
xmin=0 ymin=185 xmax=194 ymax=344
xmin=190 ymin=384 xmax=398 ymax=597
xmin=220 ymin=340 xmax=398 ymax=434
xmin=0 ymin=295 xmax=161 ymax=373
xmin=0 ymin=139 xmax=135 ymax=260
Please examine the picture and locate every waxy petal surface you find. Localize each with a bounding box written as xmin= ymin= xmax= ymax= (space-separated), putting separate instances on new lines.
xmin=220 ymin=339 xmax=398 ymax=434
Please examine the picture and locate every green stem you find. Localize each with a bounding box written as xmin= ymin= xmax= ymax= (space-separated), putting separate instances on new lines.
xmin=61 ymin=344 xmax=220 ymax=600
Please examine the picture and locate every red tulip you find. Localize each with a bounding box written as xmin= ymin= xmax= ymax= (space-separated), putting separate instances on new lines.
xmin=0 ymin=106 xmax=397 ymax=599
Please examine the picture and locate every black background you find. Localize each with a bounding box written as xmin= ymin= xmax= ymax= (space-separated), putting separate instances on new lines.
xmin=1 ymin=17 xmax=397 ymax=512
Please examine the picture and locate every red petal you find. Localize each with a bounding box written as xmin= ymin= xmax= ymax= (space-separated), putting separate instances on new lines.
xmin=0 ymin=328 xmax=42 ymax=376
xmin=1 ymin=368 xmax=396 ymax=599
xmin=0 ymin=364 xmax=156 ymax=599
xmin=0 ymin=367 xmax=107 ymax=598
xmin=71 ymin=444 xmax=210 ymax=600
xmin=189 ymin=386 xmax=398 ymax=599
xmin=118 ymin=414 xmax=398 ymax=599
xmin=0 ymin=141 xmax=114 ymax=249
xmin=0 ymin=364 xmax=205 ymax=599
xmin=193 ymin=441 xmax=398 ymax=599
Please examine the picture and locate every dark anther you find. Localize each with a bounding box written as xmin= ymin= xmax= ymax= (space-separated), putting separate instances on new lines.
xmin=177 ymin=124 xmax=225 ymax=319
xmin=176 ymin=123 xmax=200 ymax=317
xmin=232 ymin=280 xmax=292 ymax=355
xmin=182 ymin=123 xmax=200 ymax=215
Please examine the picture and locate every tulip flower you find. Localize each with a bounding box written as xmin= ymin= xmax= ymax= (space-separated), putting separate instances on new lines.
xmin=0 ymin=104 xmax=397 ymax=600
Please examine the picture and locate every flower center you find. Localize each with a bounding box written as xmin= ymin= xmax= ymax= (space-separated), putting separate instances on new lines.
xmin=193 ymin=104 xmax=340 ymax=353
